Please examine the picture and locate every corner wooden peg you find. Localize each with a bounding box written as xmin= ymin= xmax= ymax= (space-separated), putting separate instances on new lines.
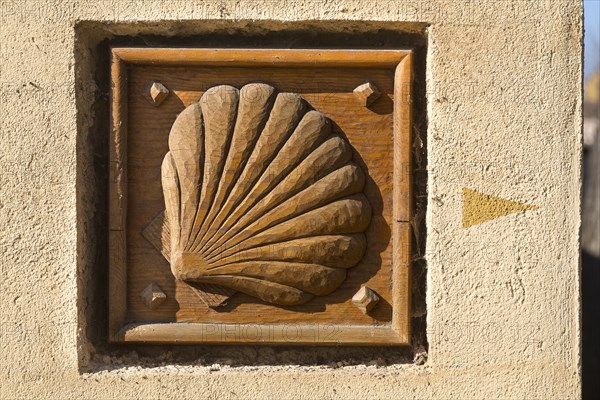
xmin=352 ymin=286 xmax=380 ymax=313
xmin=144 ymin=81 xmax=170 ymax=106
xmin=353 ymin=82 xmax=381 ymax=106
xmin=141 ymin=282 xmax=167 ymax=310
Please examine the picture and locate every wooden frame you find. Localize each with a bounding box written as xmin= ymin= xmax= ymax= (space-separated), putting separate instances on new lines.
xmin=109 ymin=48 xmax=413 ymax=345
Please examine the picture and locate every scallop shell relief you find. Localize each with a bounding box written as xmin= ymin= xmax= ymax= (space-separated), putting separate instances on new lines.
xmin=156 ymin=83 xmax=371 ymax=306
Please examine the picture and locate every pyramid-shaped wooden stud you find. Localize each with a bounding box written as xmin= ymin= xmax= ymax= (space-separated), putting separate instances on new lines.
xmin=353 ymin=82 xmax=381 ymax=106
xmin=144 ymin=81 xmax=170 ymax=106
xmin=141 ymin=282 xmax=167 ymax=310
xmin=352 ymin=286 xmax=380 ymax=313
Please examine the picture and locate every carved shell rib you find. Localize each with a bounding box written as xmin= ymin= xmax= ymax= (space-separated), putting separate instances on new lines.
xmin=161 ymin=83 xmax=371 ymax=305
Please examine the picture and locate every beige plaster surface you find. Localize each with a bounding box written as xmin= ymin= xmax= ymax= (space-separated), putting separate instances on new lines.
xmin=0 ymin=1 xmax=583 ymax=399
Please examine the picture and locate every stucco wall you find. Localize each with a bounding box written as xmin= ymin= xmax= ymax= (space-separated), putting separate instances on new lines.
xmin=0 ymin=1 xmax=582 ymax=399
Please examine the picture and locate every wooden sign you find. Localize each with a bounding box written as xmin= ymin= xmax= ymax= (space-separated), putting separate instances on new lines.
xmin=109 ymin=48 xmax=413 ymax=345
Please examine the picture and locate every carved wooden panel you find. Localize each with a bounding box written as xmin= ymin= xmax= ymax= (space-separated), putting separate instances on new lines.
xmin=109 ymin=48 xmax=413 ymax=345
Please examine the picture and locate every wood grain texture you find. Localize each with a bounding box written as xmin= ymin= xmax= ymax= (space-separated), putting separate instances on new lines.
xmin=113 ymin=48 xmax=408 ymax=68
xmin=108 ymin=230 xmax=126 ymax=341
xmin=108 ymin=48 xmax=413 ymax=345
xmin=187 ymin=282 xmax=236 ymax=308
xmin=108 ymin=51 xmax=127 ymax=341
xmin=392 ymin=53 xmax=413 ymax=344
xmin=394 ymin=53 xmax=413 ymax=222
xmin=119 ymin=323 xmax=404 ymax=345
xmin=392 ymin=222 xmax=411 ymax=344
xmin=109 ymin=53 xmax=128 ymax=231
xmin=141 ymin=211 xmax=170 ymax=260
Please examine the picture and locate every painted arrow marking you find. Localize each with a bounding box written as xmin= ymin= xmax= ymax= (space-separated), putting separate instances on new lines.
xmin=462 ymin=188 xmax=538 ymax=228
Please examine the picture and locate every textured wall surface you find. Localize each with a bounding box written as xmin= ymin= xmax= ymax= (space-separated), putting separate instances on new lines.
xmin=0 ymin=1 xmax=582 ymax=399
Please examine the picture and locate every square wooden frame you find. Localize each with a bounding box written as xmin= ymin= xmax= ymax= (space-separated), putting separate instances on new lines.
xmin=109 ymin=48 xmax=413 ymax=345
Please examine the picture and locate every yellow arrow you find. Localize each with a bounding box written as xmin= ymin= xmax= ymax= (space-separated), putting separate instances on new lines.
xmin=462 ymin=188 xmax=537 ymax=228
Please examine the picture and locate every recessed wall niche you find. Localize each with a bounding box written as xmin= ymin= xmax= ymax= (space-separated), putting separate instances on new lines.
xmin=107 ymin=46 xmax=416 ymax=346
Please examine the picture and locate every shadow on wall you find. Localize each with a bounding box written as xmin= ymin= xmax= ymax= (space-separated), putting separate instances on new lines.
xmin=582 ymin=250 xmax=600 ymax=400
xmin=582 ymin=68 xmax=599 ymax=400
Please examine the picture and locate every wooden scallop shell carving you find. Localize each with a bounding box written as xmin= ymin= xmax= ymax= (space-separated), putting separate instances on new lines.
xmin=161 ymin=83 xmax=372 ymax=306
